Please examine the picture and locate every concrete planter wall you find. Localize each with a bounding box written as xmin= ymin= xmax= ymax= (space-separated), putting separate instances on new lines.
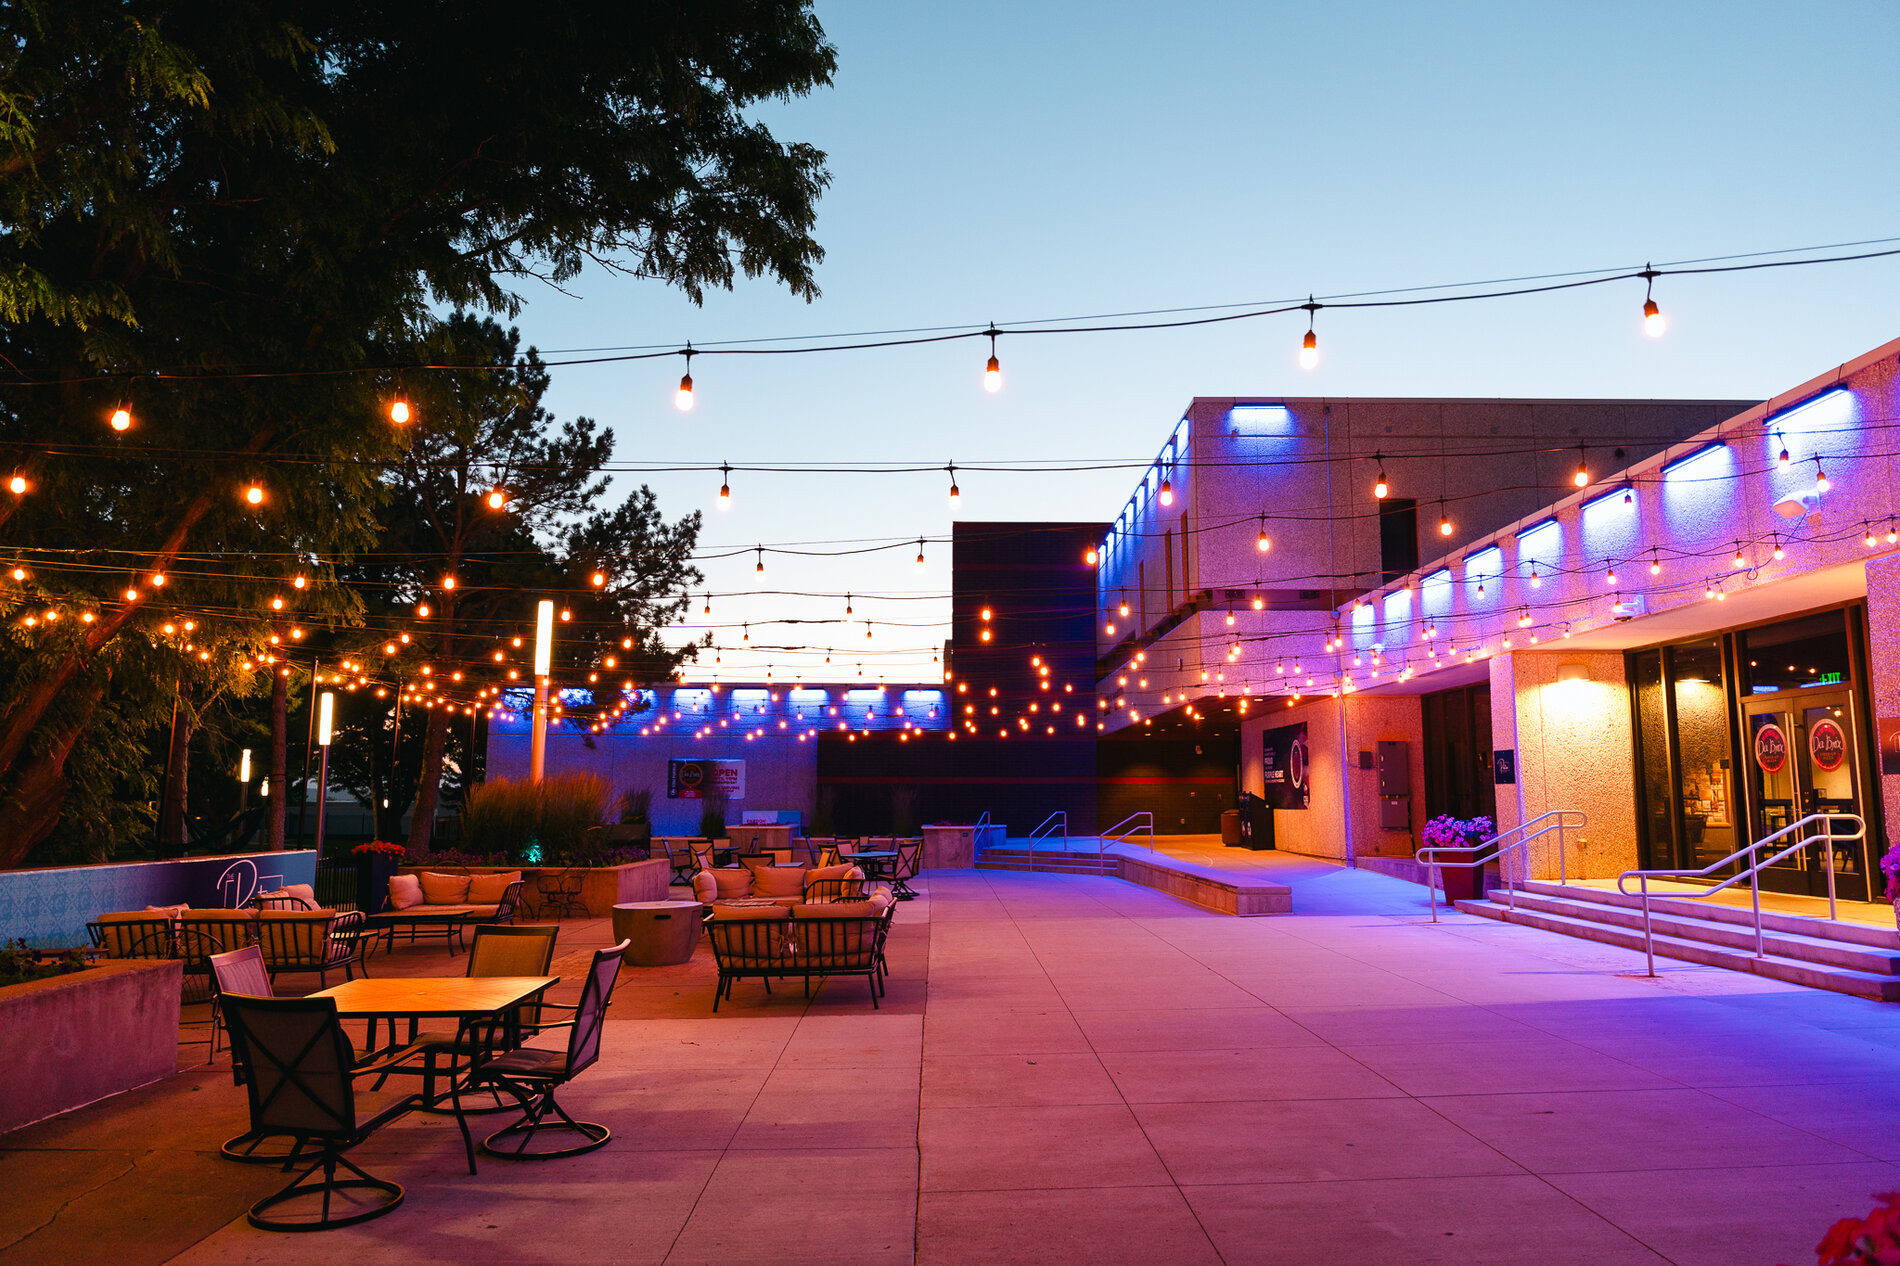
xmin=398 ymin=859 xmax=670 ymax=917
xmin=0 ymin=959 xmax=181 ymax=1134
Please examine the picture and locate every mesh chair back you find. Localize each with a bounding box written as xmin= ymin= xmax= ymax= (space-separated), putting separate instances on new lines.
xmin=222 ymin=994 xmax=358 ymax=1140
xmin=94 ymin=914 xmax=175 ymax=959
xmin=707 ymin=917 xmax=792 ymax=971
xmin=565 ymin=942 xmax=627 ymax=1078
xmin=466 ymin=924 xmax=558 ymax=978
xmin=794 ymin=917 xmax=878 ymax=970
xmin=893 ymin=839 xmax=922 ymax=881
xmin=180 ymin=909 xmax=257 ymax=955
xmin=211 ymin=945 xmax=272 ymax=1000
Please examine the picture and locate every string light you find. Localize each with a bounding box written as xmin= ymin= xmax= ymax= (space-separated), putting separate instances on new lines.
xmin=718 ymin=463 xmax=731 ymax=507
xmin=441 ymin=575 xmax=457 ymax=590
xmin=591 ymin=571 xmax=606 ymax=587
xmin=983 ymin=328 xmax=1002 ymax=393
xmin=1438 ymin=503 xmax=1452 ymax=536
xmin=755 ymin=546 xmax=764 ymax=573
xmin=1650 ymin=551 xmax=1662 ymax=575
xmin=1867 ymin=524 xmax=1879 ymax=548
xmin=947 ymin=463 xmax=960 ymax=505
xmin=1298 ymin=298 xmax=1319 ymax=369
xmin=703 ymin=594 xmax=712 ymax=615
xmin=1733 ymin=543 xmax=1746 ymax=569
xmin=487 ymin=487 xmax=507 ymax=509
xmin=1641 ymin=265 xmax=1665 ymax=336
xmin=1573 ymin=444 xmax=1589 ymax=488
xmin=1257 ymin=515 xmax=1271 ymax=552
xmin=110 ymin=401 xmax=133 ymax=431
xmin=390 ymin=392 xmax=411 ymax=425
xmin=1772 ymin=535 xmax=1785 ymax=561
xmin=1159 ymin=475 xmax=1173 ymax=506
xmin=1815 ymin=457 xmax=1830 ymax=492
xmin=1777 ymin=436 xmax=1791 ymax=470
xmin=243 ymin=483 xmax=264 ymax=505
xmin=1372 ymin=454 xmax=1388 ymax=500
xmin=1529 ymin=564 xmax=1541 ymax=588
xmin=1084 ymin=546 xmax=1098 ymax=565
xmin=675 ymin=346 xmax=695 ymax=411
xmin=7 ymin=475 xmax=25 ymax=495
xmin=915 ymin=538 xmax=926 ymax=569
xmin=1605 ymin=563 xmax=1618 ymax=587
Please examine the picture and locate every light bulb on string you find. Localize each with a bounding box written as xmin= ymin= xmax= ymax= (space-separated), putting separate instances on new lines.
xmin=702 ymin=594 xmax=711 ymax=615
xmin=717 ymin=463 xmax=730 ymax=508
xmin=1650 ymin=551 xmax=1662 ymax=575
xmin=1573 ymin=444 xmax=1589 ymax=488
xmin=946 ymin=463 xmax=960 ymax=506
xmin=1777 ymin=436 xmax=1791 ymax=470
xmin=915 ymin=538 xmax=926 ymax=570
xmin=1158 ymin=474 xmax=1173 ymax=506
xmin=1641 ymin=266 xmax=1666 ymax=337
xmin=243 ymin=482 xmax=264 ymax=505
xmin=487 ymin=487 xmax=506 ymax=509
xmin=1118 ymin=591 xmax=1129 ymax=618
xmin=1866 ymin=524 xmax=1879 ymax=548
xmin=1733 ymin=543 xmax=1746 ymax=569
xmin=1084 ymin=546 xmax=1098 ymax=565
xmin=110 ymin=400 xmax=133 ymax=432
xmin=389 ymin=392 xmax=411 ymax=425
xmin=1298 ymin=298 xmax=1320 ymax=369
xmin=1888 ymin=522 xmax=1898 ymax=546
xmin=1623 ymin=486 xmax=1634 ymax=507
xmin=675 ymin=346 xmax=695 ymax=411
xmin=1772 ymin=536 xmax=1785 ymax=562
xmin=1372 ymin=454 xmax=1388 ymax=500
xmin=1605 ymin=564 xmax=1618 ymax=588
xmin=754 ymin=546 xmax=764 ymax=574
xmin=1815 ymin=458 xmax=1830 ymax=492
xmin=7 ymin=475 xmax=26 ymax=496
xmin=983 ymin=328 xmax=1002 ymax=393
xmin=1438 ymin=503 xmax=1452 ymax=536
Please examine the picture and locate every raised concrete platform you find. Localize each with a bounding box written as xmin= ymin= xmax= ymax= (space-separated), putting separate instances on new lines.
xmin=1108 ymin=845 xmax=1292 ymax=915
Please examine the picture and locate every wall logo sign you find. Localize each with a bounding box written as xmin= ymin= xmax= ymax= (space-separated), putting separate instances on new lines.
xmin=667 ymin=758 xmax=745 ymax=800
xmin=1753 ymin=721 xmax=1789 ymax=775
xmin=1261 ymin=722 xmax=1310 ymax=810
xmin=1809 ymin=718 xmax=1847 ymax=772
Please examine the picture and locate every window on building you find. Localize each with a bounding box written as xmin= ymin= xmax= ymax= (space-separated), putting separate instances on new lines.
xmin=1380 ymin=498 xmax=1418 ymax=582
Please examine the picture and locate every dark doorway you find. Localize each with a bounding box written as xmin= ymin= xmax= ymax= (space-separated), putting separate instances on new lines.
xmin=1421 ymin=682 xmax=1495 ymax=823
xmin=1380 ymin=498 xmax=1419 ymax=582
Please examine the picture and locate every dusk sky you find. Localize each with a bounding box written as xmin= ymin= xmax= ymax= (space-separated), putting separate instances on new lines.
xmin=515 ymin=1 xmax=1900 ymax=683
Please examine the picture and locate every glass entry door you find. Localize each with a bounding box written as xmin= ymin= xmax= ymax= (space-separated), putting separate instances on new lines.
xmin=1741 ymin=690 xmax=1872 ymax=901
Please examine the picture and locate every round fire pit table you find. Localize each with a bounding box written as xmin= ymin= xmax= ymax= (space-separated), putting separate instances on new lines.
xmin=611 ymin=900 xmax=705 ymax=966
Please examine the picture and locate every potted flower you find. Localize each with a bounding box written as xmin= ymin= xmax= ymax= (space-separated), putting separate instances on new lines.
xmin=1881 ymin=841 xmax=1900 ymax=936
xmin=352 ymin=841 xmax=406 ymax=913
xmin=1421 ymin=814 xmax=1497 ymax=903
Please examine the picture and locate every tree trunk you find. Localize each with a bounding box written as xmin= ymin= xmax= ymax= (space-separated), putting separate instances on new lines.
xmin=268 ymin=660 xmax=288 ymax=851
xmin=159 ymin=679 xmax=195 ymax=853
xmin=0 ymin=682 xmax=106 ymax=869
xmin=407 ymin=707 xmax=450 ymax=854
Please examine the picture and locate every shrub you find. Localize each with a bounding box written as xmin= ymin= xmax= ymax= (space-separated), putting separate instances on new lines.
xmin=618 ymin=787 xmax=653 ymax=824
xmin=461 ymin=774 xmax=611 ymax=863
xmin=698 ymin=791 xmax=728 ymax=840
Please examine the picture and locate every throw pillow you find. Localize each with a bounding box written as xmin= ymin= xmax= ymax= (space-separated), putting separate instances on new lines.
xmin=791 ymin=899 xmax=880 ymax=918
xmin=709 ymin=901 xmax=786 ymax=921
xmin=804 ymin=862 xmax=856 ymax=884
xmin=710 ymin=868 xmax=753 ymax=899
xmin=467 ymin=871 xmax=521 ymax=904
xmin=142 ymin=904 xmax=188 ymax=920
xmin=281 ymin=883 xmax=317 ymax=908
xmin=743 ymin=858 xmax=808 ymax=899
xmin=387 ymin=874 xmax=425 ymax=910
xmin=692 ymin=871 xmax=719 ymax=903
xmin=418 ymin=871 xmax=471 ymax=904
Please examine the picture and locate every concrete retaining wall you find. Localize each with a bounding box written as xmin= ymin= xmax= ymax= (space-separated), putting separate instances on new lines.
xmin=0 ymin=959 xmax=181 ymax=1134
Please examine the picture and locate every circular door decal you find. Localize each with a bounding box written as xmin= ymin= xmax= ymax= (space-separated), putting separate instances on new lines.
xmin=1810 ymin=718 xmax=1847 ymax=772
xmin=1754 ymin=721 xmax=1789 ymax=774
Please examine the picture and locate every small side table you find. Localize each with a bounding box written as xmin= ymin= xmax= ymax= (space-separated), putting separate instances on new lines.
xmin=611 ymin=900 xmax=705 ymax=966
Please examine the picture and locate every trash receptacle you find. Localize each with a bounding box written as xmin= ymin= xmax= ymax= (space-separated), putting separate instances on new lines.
xmin=1236 ymin=792 xmax=1274 ymax=850
xmin=1220 ymin=810 xmax=1240 ymax=846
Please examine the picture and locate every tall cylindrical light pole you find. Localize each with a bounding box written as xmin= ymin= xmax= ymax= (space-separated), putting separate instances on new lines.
xmin=531 ymin=599 xmax=554 ymax=783
xmin=314 ymin=692 xmax=335 ymax=853
xmin=238 ymin=748 xmax=252 ymax=815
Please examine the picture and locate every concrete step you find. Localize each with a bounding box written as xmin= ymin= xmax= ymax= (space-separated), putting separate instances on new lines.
xmin=975 ymin=848 xmax=1118 ymax=875
xmin=1516 ymin=880 xmax=1900 ymax=950
xmin=1491 ymin=888 xmax=1900 ymax=976
xmin=1455 ymin=898 xmax=1900 ymax=1001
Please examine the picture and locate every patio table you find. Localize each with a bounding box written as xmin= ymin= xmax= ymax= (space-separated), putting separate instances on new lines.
xmin=308 ymin=974 xmax=559 ymax=1103
xmin=849 ymin=851 xmax=898 ymax=884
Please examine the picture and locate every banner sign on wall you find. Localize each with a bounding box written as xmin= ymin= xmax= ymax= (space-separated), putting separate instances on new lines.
xmin=1261 ymin=722 xmax=1310 ymax=810
xmin=667 ymin=758 xmax=745 ymax=800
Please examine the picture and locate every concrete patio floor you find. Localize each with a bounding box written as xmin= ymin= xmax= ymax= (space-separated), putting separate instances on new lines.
xmin=6 ymin=860 xmax=1900 ymax=1264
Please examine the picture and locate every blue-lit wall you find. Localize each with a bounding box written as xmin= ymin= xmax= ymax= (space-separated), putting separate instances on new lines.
xmin=485 ymin=683 xmax=951 ymax=835
xmin=0 ymin=850 xmax=318 ymax=948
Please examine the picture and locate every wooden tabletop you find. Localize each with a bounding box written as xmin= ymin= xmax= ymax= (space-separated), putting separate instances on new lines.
xmin=307 ymin=975 xmax=558 ymax=1018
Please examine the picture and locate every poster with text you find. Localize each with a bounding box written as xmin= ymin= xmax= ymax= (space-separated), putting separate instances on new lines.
xmin=1261 ymin=722 xmax=1311 ymax=810
xmin=667 ymin=758 xmax=745 ymax=800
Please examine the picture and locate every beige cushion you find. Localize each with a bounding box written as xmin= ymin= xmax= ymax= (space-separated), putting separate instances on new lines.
xmin=791 ymin=900 xmax=881 ymax=918
xmin=143 ymin=904 xmax=187 ymax=920
xmin=388 ymin=874 xmax=424 ymax=910
xmin=708 ymin=902 xmax=787 ymax=921
xmin=418 ymin=871 xmax=470 ymax=904
xmin=710 ymin=868 xmax=753 ymax=899
xmin=467 ymin=871 xmax=521 ymax=903
xmin=692 ymin=871 xmax=719 ymax=903
xmin=805 ymin=863 xmax=856 ymax=885
xmin=282 ymin=883 xmax=317 ymax=907
xmin=743 ymin=858 xmax=808 ymax=899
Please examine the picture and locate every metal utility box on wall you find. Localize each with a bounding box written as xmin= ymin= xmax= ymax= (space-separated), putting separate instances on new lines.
xmin=1377 ymin=741 xmax=1411 ymax=832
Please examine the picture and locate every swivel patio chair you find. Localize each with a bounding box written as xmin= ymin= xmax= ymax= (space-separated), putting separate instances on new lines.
xmin=211 ymin=946 xmax=303 ymax=1164
xmin=220 ymin=993 xmax=449 ymax=1231
xmin=459 ymin=940 xmax=629 ymax=1159
xmin=890 ymin=838 xmax=921 ymax=900
xmin=537 ymin=867 xmax=589 ymax=920
xmin=394 ymin=925 xmax=560 ymax=1113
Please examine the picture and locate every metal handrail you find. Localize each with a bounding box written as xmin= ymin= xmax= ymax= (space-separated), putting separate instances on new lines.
xmin=1415 ymin=809 xmax=1586 ymax=922
xmin=1615 ymin=812 xmax=1864 ymax=975
xmin=1026 ymin=811 xmax=1067 ymax=872
xmin=1099 ymin=811 xmax=1155 ymax=866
